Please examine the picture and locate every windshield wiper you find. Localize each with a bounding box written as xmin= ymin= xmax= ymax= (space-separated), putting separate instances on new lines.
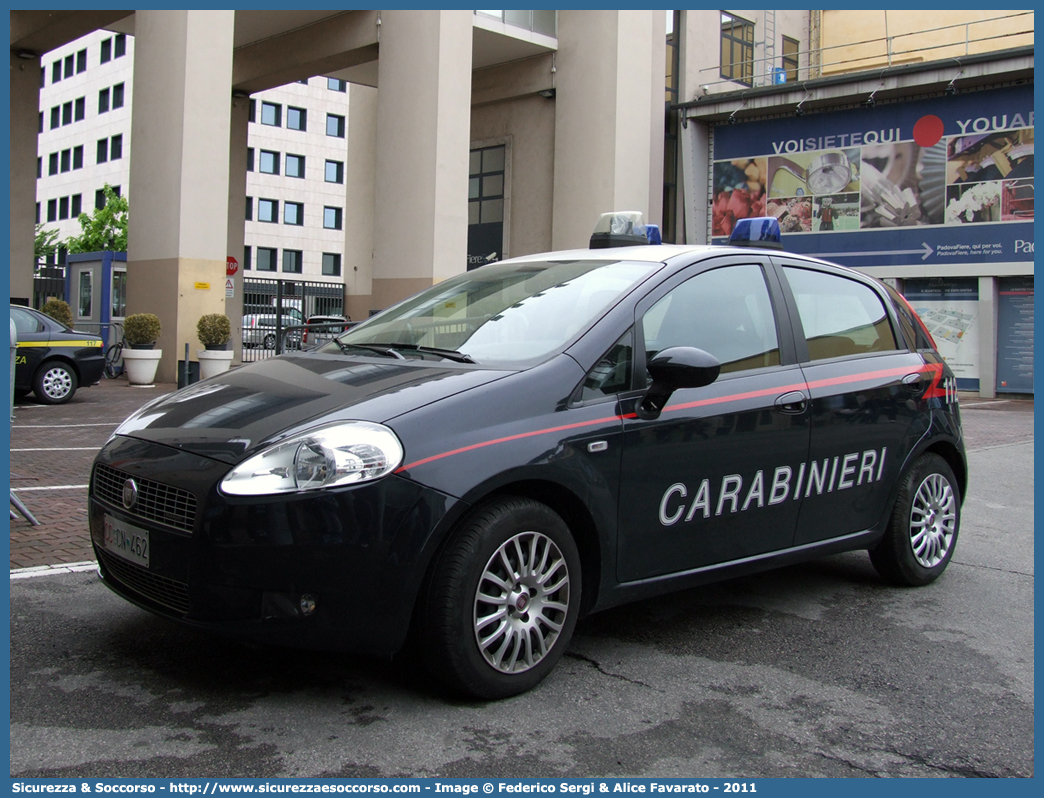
xmin=333 ymin=341 xmax=407 ymax=360
xmin=381 ymin=343 xmax=477 ymax=364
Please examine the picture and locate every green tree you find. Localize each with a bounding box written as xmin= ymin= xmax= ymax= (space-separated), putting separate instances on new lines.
xmin=35 ymin=223 xmax=60 ymax=263
xmin=64 ymin=184 xmax=129 ymax=253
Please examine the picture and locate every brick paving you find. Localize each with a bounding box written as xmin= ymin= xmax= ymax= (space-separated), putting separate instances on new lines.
xmin=8 ymin=381 xmax=1033 ymax=571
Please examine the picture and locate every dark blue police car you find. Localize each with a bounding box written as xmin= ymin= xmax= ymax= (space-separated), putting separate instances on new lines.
xmin=89 ymin=216 xmax=966 ymax=699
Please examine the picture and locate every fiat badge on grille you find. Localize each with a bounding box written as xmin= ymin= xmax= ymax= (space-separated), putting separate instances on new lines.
xmin=122 ymin=478 xmax=138 ymax=510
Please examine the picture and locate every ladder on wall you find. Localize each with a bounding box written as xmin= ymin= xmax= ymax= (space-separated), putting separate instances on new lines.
xmin=760 ymin=9 xmax=776 ymax=86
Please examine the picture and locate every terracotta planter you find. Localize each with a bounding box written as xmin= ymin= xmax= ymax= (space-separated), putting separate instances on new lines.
xmin=197 ymin=348 xmax=234 ymax=380
xmin=123 ymin=348 xmax=163 ymax=386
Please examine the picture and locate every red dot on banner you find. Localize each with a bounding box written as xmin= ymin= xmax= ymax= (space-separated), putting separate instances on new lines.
xmin=913 ymin=115 xmax=945 ymax=147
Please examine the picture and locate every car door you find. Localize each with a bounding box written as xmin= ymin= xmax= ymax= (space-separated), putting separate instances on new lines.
xmin=775 ymin=261 xmax=930 ymax=545
xmin=616 ymin=258 xmax=811 ymax=582
xmin=11 ymin=306 xmax=49 ymax=390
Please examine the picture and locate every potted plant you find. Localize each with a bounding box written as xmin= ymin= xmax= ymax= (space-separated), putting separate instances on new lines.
xmin=121 ymin=313 xmax=163 ymax=386
xmin=196 ymin=313 xmax=234 ymax=379
xmin=40 ymin=298 xmax=73 ymax=328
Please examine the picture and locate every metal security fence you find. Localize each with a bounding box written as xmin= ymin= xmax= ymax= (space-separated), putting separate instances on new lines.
xmin=242 ymin=278 xmax=346 ymax=361
xmin=33 ymin=266 xmax=66 ymax=310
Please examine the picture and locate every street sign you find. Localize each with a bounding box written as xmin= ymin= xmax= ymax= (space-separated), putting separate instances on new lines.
xmin=226 ymin=256 xmax=239 ymax=277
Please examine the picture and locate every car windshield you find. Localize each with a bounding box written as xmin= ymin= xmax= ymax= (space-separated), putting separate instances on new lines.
xmin=326 ymin=259 xmax=658 ymax=364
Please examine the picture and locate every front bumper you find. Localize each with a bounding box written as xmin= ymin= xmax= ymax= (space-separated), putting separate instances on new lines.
xmin=89 ymin=435 xmax=460 ymax=654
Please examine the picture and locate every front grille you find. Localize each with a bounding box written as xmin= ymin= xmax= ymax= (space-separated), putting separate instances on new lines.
xmin=97 ymin=549 xmax=191 ymax=615
xmin=93 ymin=463 xmax=197 ymax=533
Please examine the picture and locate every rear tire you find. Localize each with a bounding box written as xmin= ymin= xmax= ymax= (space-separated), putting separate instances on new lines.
xmin=870 ymin=453 xmax=961 ymax=586
xmin=417 ymin=497 xmax=581 ymax=700
xmin=33 ymin=360 xmax=78 ymax=404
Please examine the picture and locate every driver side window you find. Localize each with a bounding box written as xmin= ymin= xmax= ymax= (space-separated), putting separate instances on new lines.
xmin=642 ymin=264 xmax=780 ymax=376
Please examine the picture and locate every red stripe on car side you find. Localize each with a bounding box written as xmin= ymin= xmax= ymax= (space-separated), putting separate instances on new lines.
xmin=398 ymin=362 xmax=939 ymax=472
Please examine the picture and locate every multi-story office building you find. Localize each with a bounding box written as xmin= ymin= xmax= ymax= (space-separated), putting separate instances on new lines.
xmin=37 ymin=32 xmax=353 ymax=288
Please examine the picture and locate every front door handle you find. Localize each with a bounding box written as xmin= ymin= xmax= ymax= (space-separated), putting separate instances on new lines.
xmin=774 ymin=390 xmax=808 ymax=414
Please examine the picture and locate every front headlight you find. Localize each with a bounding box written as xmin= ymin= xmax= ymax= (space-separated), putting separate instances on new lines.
xmin=220 ymin=421 xmax=404 ymax=496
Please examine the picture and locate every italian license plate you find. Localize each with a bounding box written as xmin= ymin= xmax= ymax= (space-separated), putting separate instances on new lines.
xmin=103 ymin=515 xmax=150 ymax=568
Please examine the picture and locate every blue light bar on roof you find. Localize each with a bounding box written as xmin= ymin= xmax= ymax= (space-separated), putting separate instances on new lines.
xmin=727 ymin=217 xmax=783 ymax=249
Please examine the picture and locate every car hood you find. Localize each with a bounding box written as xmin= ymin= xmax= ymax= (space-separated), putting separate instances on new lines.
xmin=113 ymin=354 xmax=511 ymax=464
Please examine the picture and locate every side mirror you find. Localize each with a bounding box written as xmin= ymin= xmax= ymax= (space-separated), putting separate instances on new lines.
xmin=637 ymin=346 xmax=720 ymax=420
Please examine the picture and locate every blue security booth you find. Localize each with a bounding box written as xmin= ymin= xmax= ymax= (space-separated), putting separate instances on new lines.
xmin=64 ymin=250 xmax=127 ymax=350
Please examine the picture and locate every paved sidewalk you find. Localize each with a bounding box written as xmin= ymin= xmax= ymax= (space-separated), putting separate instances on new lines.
xmin=8 ymin=384 xmax=1033 ymax=571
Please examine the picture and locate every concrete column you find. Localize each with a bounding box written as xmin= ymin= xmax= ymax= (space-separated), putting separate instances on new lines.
xmin=226 ymin=94 xmax=250 ymax=362
xmin=371 ymin=10 xmax=473 ymax=311
xmin=977 ymin=275 xmax=998 ymax=398
xmin=551 ymin=10 xmax=665 ymax=250
xmin=344 ymin=83 xmax=378 ymax=322
xmin=10 ymin=52 xmax=41 ymax=304
xmin=126 ymin=10 xmax=234 ymax=382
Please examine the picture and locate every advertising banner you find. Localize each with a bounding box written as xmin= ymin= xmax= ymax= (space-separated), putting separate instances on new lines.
xmin=710 ymin=86 xmax=1033 ymax=270
xmin=997 ymin=275 xmax=1034 ymax=393
xmin=903 ymin=278 xmax=980 ymax=389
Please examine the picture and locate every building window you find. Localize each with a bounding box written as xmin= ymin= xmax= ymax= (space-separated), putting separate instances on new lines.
xmin=326 ymin=114 xmax=345 ymax=138
xmin=261 ymin=101 xmax=281 ymax=127
xmin=282 ymin=250 xmax=303 ymax=274
xmin=97 ymin=139 xmax=109 ymax=164
xmin=62 ymin=101 xmax=73 ymax=126
xmin=257 ymin=247 xmax=277 ymax=272
xmin=284 ymin=202 xmax=304 ymax=226
xmin=52 ymin=61 xmax=62 ymax=83
xmin=782 ymin=36 xmax=800 ymax=83
xmin=322 ymin=253 xmax=341 ymax=277
xmin=76 ymin=48 xmax=87 ymax=73
xmin=114 ymin=34 xmax=126 ymax=58
xmin=249 ymin=99 xmax=256 ymax=123
xmin=71 ymin=194 xmax=82 ymax=217
xmin=325 ymin=159 xmax=344 ymax=184
xmin=468 ymin=145 xmax=505 ymax=227
xmin=59 ymin=196 xmax=70 ymax=220
xmin=243 ymin=245 xmax=252 ymax=270
xmin=37 ymin=157 xmax=42 ymax=179
xmin=99 ymin=87 xmax=110 ymax=113
xmin=287 ymin=106 xmax=307 ymax=131
xmin=323 ymin=206 xmax=343 ymax=230
xmin=50 ymin=107 xmax=60 ymax=129
xmin=113 ymin=83 xmax=125 ymax=109
xmin=73 ymin=145 xmax=84 ymax=170
xmin=74 ymin=96 xmax=85 ymax=121
xmin=100 ymin=38 xmax=111 ymax=64
xmin=246 ymin=148 xmax=254 ymax=172
xmin=245 ymin=196 xmax=253 ymax=221
xmin=720 ymin=12 xmax=754 ymax=86
xmin=48 ymin=153 xmax=59 ymax=176
xmin=285 ymin=153 xmax=305 ymax=178
xmin=327 ymin=78 xmax=346 ymax=92
xmin=258 ymin=199 xmax=278 ymax=223
xmin=39 ymin=112 xmax=43 ymax=133
xmin=95 ymin=189 xmax=106 ymax=210
xmin=60 ymin=149 xmax=71 ymax=173
xmin=111 ymin=185 xmax=121 ymax=197
xmin=259 ymin=150 xmax=280 ymax=175
xmin=47 ymin=199 xmax=58 ymax=222
xmin=110 ymin=134 xmax=123 ymax=160
xmin=64 ymin=54 xmax=74 ymax=79
xmin=36 ymin=202 xmax=40 ymax=224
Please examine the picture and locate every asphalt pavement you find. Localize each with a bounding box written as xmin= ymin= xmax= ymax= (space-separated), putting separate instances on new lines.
xmin=7 ymin=378 xmax=1035 ymax=778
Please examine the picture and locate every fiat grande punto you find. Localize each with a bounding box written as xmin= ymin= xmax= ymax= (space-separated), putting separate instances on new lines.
xmin=89 ymin=217 xmax=966 ymax=699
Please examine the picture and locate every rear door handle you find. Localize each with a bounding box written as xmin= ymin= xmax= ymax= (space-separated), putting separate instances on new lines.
xmin=902 ymin=372 xmax=925 ymax=392
xmin=774 ymin=390 xmax=808 ymax=414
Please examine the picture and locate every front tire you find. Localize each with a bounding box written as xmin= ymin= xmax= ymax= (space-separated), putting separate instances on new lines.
xmin=33 ymin=360 xmax=78 ymax=404
xmin=870 ymin=453 xmax=961 ymax=586
xmin=418 ymin=497 xmax=581 ymax=700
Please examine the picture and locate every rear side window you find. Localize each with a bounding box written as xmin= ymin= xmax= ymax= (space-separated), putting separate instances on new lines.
xmin=783 ymin=266 xmax=897 ymax=360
